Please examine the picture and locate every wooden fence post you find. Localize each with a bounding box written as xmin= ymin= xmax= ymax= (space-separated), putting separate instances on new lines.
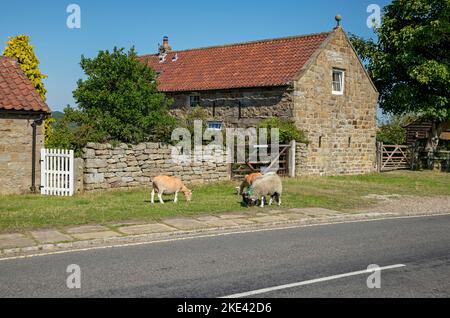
xmin=376 ymin=142 xmax=382 ymax=172
xmin=410 ymin=143 xmax=417 ymax=170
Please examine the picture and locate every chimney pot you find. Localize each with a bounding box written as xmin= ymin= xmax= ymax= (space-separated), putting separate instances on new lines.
xmin=159 ymin=36 xmax=172 ymax=55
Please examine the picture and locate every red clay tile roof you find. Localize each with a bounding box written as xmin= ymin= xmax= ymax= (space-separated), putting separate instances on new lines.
xmin=139 ymin=32 xmax=331 ymax=92
xmin=0 ymin=56 xmax=50 ymax=112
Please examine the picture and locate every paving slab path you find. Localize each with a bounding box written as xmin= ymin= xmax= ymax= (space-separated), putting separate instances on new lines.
xmin=1 ymin=199 xmax=450 ymax=258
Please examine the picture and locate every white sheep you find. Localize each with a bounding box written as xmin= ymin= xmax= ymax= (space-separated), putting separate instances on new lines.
xmin=151 ymin=176 xmax=192 ymax=204
xmin=244 ymin=173 xmax=282 ymax=208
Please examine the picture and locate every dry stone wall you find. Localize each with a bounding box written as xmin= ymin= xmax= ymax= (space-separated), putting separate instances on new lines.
xmin=81 ymin=142 xmax=230 ymax=191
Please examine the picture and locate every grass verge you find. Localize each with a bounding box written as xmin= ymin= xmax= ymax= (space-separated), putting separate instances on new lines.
xmin=0 ymin=171 xmax=449 ymax=233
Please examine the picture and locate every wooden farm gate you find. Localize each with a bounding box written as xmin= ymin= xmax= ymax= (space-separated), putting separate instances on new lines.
xmin=40 ymin=148 xmax=75 ymax=196
xmin=377 ymin=143 xmax=411 ymax=172
xmin=231 ymin=141 xmax=296 ymax=179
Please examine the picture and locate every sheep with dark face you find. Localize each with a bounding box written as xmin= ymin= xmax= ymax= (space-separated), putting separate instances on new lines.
xmin=242 ymin=173 xmax=282 ymax=208
xmin=238 ymin=172 xmax=262 ymax=195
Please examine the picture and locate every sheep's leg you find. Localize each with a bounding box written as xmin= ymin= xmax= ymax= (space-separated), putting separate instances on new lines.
xmin=260 ymin=196 xmax=265 ymax=208
xmin=269 ymin=196 xmax=273 ymax=206
xmin=151 ymin=189 xmax=155 ymax=204
xmin=277 ymin=194 xmax=282 ymax=206
xmin=174 ymin=191 xmax=178 ymax=203
xmin=158 ymin=191 xmax=164 ymax=204
xmin=238 ymin=181 xmax=247 ymax=195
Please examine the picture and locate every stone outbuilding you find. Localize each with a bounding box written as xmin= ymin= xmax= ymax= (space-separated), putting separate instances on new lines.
xmin=0 ymin=56 xmax=50 ymax=195
xmin=139 ymin=24 xmax=379 ymax=176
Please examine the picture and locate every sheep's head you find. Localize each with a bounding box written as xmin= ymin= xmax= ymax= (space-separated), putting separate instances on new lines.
xmin=183 ymin=188 xmax=193 ymax=202
xmin=242 ymin=192 xmax=258 ymax=207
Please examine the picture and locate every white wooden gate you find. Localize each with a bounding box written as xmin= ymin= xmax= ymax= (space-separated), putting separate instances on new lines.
xmin=40 ymin=149 xmax=74 ymax=196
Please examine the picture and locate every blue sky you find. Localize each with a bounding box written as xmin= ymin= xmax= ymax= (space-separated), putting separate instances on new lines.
xmin=1 ymin=0 xmax=392 ymax=112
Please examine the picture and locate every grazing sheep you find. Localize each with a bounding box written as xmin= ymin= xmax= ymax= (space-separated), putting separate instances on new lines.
xmin=238 ymin=172 xmax=263 ymax=195
xmin=242 ymin=173 xmax=282 ymax=208
xmin=151 ymin=176 xmax=192 ymax=204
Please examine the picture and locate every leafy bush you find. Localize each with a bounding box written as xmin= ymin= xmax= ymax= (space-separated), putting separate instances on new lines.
xmin=43 ymin=118 xmax=56 ymax=146
xmin=3 ymin=35 xmax=56 ymax=146
xmin=45 ymin=107 xmax=106 ymax=156
xmin=47 ymin=47 xmax=177 ymax=154
xmin=3 ymin=35 xmax=47 ymax=99
xmin=73 ymin=47 xmax=177 ymax=143
xmin=258 ymin=118 xmax=309 ymax=144
xmin=377 ymin=115 xmax=410 ymax=145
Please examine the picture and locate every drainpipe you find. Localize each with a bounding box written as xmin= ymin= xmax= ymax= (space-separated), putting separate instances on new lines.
xmin=30 ymin=113 xmax=45 ymax=193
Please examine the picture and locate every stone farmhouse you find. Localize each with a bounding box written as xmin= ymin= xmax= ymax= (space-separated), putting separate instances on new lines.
xmin=139 ymin=24 xmax=379 ymax=176
xmin=0 ymin=56 xmax=50 ymax=195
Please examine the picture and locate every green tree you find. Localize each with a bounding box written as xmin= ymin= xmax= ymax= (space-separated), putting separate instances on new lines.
xmin=350 ymin=0 xmax=450 ymax=151
xmin=72 ymin=47 xmax=176 ymax=144
xmin=3 ymin=35 xmax=47 ymax=98
xmin=46 ymin=106 xmax=107 ymax=156
xmin=377 ymin=115 xmax=412 ymax=145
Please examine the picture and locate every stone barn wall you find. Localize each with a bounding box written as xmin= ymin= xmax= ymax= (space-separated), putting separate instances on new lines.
xmin=168 ymin=86 xmax=294 ymax=128
xmin=81 ymin=142 xmax=230 ymax=191
xmin=294 ymin=143 xmax=309 ymax=177
xmin=0 ymin=113 xmax=44 ymax=195
xmin=292 ymin=28 xmax=378 ymax=175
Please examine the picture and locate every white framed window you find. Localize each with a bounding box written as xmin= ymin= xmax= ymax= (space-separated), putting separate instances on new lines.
xmin=207 ymin=121 xmax=223 ymax=131
xmin=189 ymin=95 xmax=201 ymax=107
xmin=332 ymin=69 xmax=345 ymax=95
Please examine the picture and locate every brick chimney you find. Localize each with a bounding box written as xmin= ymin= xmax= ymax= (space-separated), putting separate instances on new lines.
xmin=159 ymin=36 xmax=172 ymax=55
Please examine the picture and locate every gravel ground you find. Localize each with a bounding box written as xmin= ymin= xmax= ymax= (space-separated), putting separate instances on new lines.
xmin=359 ymin=195 xmax=450 ymax=215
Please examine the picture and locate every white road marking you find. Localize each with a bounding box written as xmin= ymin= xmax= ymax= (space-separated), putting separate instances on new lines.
xmin=220 ymin=264 xmax=406 ymax=298
xmin=0 ymin=213 xmax=449 ymax=262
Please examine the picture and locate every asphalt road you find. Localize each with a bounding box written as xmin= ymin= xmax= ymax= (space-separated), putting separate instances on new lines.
xmin=1 ymin=215 xmax=449 ymax=298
